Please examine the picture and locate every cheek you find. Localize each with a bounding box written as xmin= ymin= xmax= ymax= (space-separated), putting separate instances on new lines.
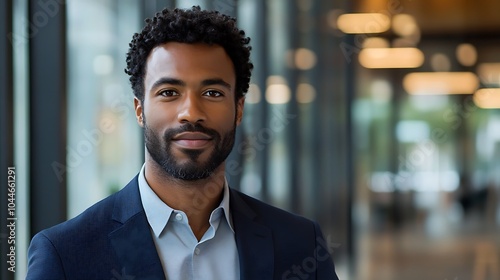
xmin=214 ymin=107 xmax=237 ymax=130
xmin=144 ymin=104 xmax=176 ymax=127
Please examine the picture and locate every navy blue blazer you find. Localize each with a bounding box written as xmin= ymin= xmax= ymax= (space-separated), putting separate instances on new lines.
xmin=27 ymin=175 xmax=339 ymax=279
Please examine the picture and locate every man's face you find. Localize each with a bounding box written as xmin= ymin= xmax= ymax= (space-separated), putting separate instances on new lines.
xmin=135 ymin=42 xmax=244 ymax=180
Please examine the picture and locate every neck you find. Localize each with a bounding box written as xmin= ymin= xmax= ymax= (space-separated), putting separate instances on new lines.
xmin=144 ymin=156 xmax=226 ymax=240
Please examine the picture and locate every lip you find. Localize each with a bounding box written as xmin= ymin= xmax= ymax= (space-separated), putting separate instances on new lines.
xmin=172 ymin=132 xmax=213 ymax=149
xmin=172 ymin=132 xmax=212 ymax=140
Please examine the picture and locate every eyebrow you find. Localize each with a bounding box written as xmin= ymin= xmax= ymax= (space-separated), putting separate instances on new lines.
xmin=150 ymin=77 xmax=185 ymax=90
xmin=201 ymin=78 xmax=232 ymax=91
xmin=150 ymin=77 xmax=232 ymax=91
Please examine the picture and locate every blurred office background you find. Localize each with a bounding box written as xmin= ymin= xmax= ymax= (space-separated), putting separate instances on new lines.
xmin=1 ymin=0 xmax=500 ymax=279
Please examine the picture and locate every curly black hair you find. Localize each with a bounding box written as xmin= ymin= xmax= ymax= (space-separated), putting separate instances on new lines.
xmin=125 ymin=6 xmax=253 ymax=102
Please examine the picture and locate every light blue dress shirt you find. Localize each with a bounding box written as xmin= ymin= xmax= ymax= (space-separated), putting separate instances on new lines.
xmin=138 ymin=164 xmax=240 ymax=280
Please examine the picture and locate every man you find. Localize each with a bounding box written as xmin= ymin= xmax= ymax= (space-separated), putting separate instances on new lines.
xmin=27 ymin=6 xmax=339 ymax=280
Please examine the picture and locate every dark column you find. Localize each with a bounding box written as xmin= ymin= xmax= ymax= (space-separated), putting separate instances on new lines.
xmin=1 ymin=0 xmax=15 ymax=279
xmin=254 ymin=0 xmax=270 ymax=201
xmin=319 ymin=0 xmax=353 ymax=273
xmin=344 ymin=33 xmax=356 ymax=275
xmin=286 ymin=2 xmax=301 ymax=214
xmin=29 ymin=0 xmax=68 ymax=236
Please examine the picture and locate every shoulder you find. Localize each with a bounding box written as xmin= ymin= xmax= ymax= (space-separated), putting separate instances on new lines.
xmin=27 ymin=191 xmax=123 ymax=279
xmin=27 ymin=177 xmax=144 ymax=278
xmin=230 ymin=189 xmax=339 ymax=279
xmin=34 ymin=190 xmax=120 ymax=246
xmin=230 ymin=189 xmax=319 ymax=234
xmin=36 ymin=176 xmax=141 ymax=242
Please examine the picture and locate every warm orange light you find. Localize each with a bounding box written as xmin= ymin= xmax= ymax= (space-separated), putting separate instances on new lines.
xmin=359 ymin=48 xmax=424 ymax=69
xmin=362 ymin=37 xmax=390 ymax=48
xmin=477 ymin=63 xmax=500 ymax=86
xmin=266 ymin=76 xmax=291 ymax=104
xmin=296 ymin=83 xmax=316 ymax=104
xmin=456 ymin=43 xmax=477 ymax=67
xmin=295 ymin=48 xmax=317 ymax=70
xmin=403 ymin=72 xmax=479 ymax=95
xmin=473 ymin=88 xmax=500 ymax=109
xmin=337 ymin=13 xmax=390 ymax=34
xmin=392 ymin=14 xmax=418 ymax=37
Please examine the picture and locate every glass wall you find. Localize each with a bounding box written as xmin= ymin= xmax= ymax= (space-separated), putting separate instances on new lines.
xmin=347 ymin=1 xmax=500 ymax=279
xmin=66 ymin=0 xmax=143 ymax=218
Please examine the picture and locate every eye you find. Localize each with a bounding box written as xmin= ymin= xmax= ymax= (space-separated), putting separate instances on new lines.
xmin=203 ymin=90 xmax=224 ymax=97
xmin=158 ymin=89 xmax=179 ymax=97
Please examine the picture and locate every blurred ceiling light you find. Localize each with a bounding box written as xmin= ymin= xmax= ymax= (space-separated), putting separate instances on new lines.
xmin=296 ymin=83 xmax=316 ymax=104
xmin=456 ymin=43 xmax=477 ymax=67
xmin=295 ymin=48 xmax=317 ymax=70
xmin=430 ymin=53 xmax=451 ymax=72
xmin=359 ymin=48 xmax=424 ymax=68
xmin=362 ymin=37 xmax=390 ymax=48
xmin=286 ymin=48 xmax=317 ymax=70
xmin=337 ymin=13 xmax=391 ymax=34
xmin=473 ymin=88 xmax=500 ymax=109
xmin=246 ymin=83 xmax=261 ymax=104
xmin=392 ymin=14 xmax=418 ymax=37
xmin=266 ymin=76 xmax=291 ymax=104
xmin=403 ymin=72 xmax=479 ymax=95
xmin=477 ymin=63 xmax=500 ymax=86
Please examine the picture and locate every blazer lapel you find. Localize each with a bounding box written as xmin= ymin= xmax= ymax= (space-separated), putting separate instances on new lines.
xmin=230 ymin=189 xmax=274 ymax=280
xmin=108 ymin=177 xmax=165 ymax=279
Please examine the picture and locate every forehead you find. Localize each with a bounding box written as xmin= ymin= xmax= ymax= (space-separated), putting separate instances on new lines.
xmin=144 ymin=42 xmax=235 ymax=88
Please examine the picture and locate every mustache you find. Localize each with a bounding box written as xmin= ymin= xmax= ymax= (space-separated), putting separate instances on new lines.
xmin=163 ymin=123 xmax=219 ymax=140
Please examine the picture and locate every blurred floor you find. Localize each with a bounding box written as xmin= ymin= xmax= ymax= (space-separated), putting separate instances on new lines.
xmin=356 ymin=215 xmax=500 ymax=280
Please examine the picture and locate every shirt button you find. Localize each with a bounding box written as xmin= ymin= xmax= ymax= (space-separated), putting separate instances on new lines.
xmin=175 ymin=213 xmax=183 ymax=221
xmin=194 ymin=248 xmax=200 ymax=255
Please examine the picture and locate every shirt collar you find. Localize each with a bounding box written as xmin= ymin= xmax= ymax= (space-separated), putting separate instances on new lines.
xmin=138 ymin=164 xmax=234 ymax=237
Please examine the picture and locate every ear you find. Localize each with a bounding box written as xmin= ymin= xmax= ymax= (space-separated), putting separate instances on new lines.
xmin=236 ymin=97 xmax=245 ymax=126
xmin=134 ymin=97 xmax=144 ymax=127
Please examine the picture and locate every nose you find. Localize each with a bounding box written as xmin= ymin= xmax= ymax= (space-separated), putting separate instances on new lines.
xmin=177 ymin=93 xmax=206 ymax=124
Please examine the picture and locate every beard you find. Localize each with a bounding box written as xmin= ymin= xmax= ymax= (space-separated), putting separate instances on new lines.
xmin=144 ymin=120 xmax=236 ymax=181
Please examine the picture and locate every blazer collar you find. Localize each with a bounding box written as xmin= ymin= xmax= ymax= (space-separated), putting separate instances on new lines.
xmin=108 ymin=175 xmax=165 ymax=279
xmin=108 ymin=177 xmax=275 ymax=280
xmin=230 ymin=189 xmax=275 ymax=280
